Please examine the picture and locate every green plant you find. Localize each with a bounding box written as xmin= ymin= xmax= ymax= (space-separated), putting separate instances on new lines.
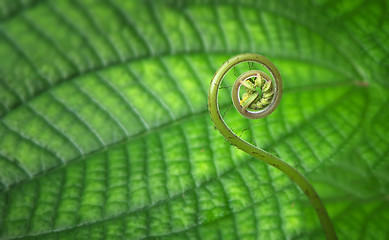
xmin=208 ymin=53 xmax=336 ymax=239
xmin=0 ymin=0 xmax=388 ymax=239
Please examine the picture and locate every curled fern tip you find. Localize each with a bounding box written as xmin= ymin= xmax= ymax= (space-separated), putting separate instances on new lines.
xmin=208 ymin=53 xmax=337 ymax=240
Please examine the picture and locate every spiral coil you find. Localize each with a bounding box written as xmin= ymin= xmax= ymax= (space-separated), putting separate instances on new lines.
xmin=208 ymin=53 xmax=337 ymax=240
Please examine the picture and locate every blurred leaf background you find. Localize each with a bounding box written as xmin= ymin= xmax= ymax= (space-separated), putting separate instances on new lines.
xmin=0 ymin=0 xmax=388 ymax=239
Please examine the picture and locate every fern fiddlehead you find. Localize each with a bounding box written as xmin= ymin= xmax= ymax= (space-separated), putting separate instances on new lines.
xmin=208 ymin=53 xmax=337 ymax=239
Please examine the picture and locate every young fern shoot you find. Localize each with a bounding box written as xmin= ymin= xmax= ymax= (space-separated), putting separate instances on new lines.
xmin=208 ymin=53 xmax=337 ymax=240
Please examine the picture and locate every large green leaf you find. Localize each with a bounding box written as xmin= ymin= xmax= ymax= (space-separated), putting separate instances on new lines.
xmin=0 ymin=0 xmax=388 ymax=239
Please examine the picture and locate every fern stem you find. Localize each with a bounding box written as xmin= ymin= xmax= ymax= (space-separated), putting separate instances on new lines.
xmin=208 ymin=53 xmax=337 ymax=240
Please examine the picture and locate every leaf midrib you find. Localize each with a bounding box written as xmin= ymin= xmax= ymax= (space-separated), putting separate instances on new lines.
xmin=0 ymin=51 xmax=355 ymax=120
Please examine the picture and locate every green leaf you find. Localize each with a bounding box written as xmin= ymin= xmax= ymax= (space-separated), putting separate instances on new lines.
xmin=0 ymin=0 xmax=388 ymax=239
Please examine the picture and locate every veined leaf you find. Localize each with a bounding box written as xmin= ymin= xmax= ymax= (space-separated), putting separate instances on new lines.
xmin=0 ymin=0 xmax=388 ymax=239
